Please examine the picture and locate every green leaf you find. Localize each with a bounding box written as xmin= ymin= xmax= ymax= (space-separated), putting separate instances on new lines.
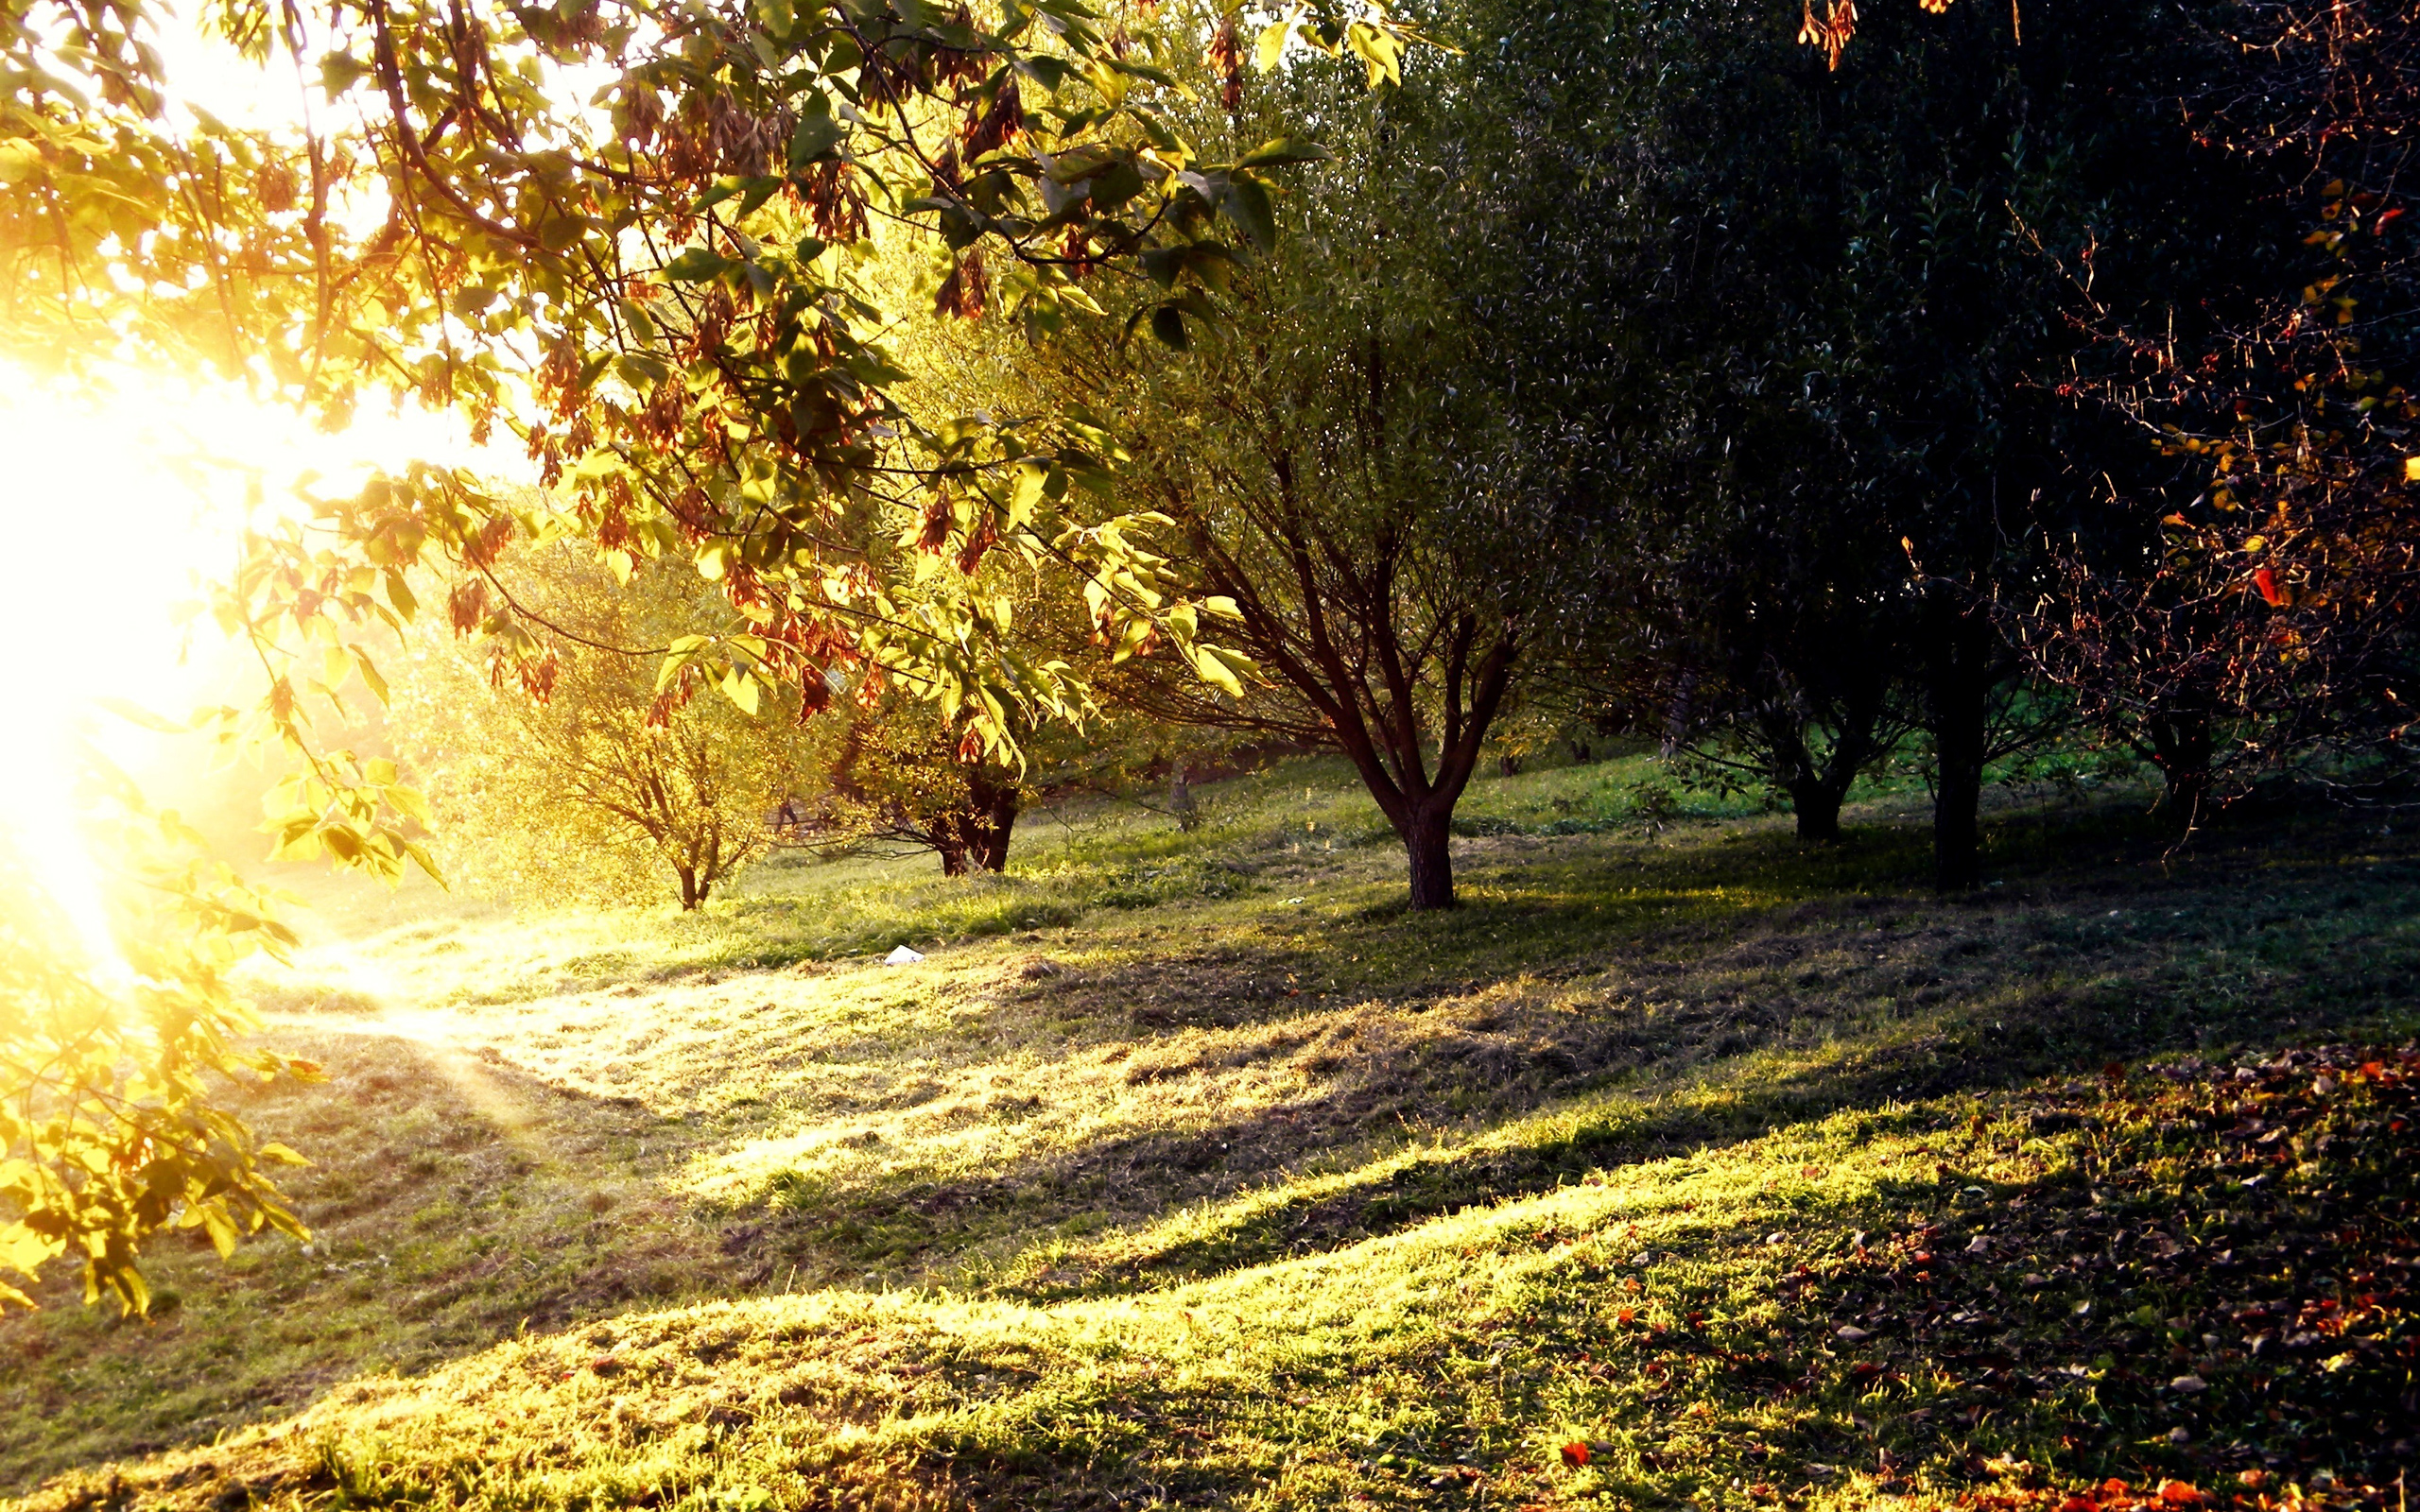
xmin=319 ymin=51 xmax=369 ymax=96
xmin=1150 ymin=304 xmax=1190 ymax=351
xmin=1014 ymin=54 xmax=1074 ymax=92
xmin=787 ymin=112 xmax=845 ymax=169
xmin=665 ymin=248 xmax=729 ymax=283
xmin=199 ymin=1202 xmax=239 ymax=1260
xmin=1193 ymin=644 xmax=1255 ymax=697
xmin=1237 ymin=137 xmax=1330 ymax=168
xmin=1223 ymin=175 xmax=1276 ymax=253
xmin=1009 ymin=462 xmax=1049 ymax=529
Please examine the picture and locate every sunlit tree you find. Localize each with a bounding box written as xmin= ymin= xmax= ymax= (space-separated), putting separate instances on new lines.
xmin=0 ymin=0 xmax=1421 ymax=1303
xmin=929 ymin=43 xmax=1611 ymax=910
xmin=394 ymin=546 xmax=809 ymax=909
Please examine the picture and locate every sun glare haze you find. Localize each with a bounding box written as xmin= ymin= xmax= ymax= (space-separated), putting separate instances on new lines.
xmin=0 ymin=365 xmax=511 ymax=966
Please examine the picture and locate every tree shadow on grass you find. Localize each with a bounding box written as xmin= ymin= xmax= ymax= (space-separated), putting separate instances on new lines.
xmin=734 ymin=799 xmax=2420 ymax=1297
xmin=0 ymin=1026 xmax=740 ymax=1498
xmin=10 ymin=794 xmax=2414 ymax=1497
xmin=937 ymin=1051 xmax=2419 ymax=1511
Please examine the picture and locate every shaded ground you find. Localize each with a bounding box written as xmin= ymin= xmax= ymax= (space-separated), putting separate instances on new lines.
xmin=3 ymin=762 xmax=2416 ymax=1504
xmin=13 ymin=1050 xmax=2415 ymax=1512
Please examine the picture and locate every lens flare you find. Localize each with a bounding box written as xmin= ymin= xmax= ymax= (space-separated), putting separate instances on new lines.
xmin=0 ymin=365 xmax=510 ymax=969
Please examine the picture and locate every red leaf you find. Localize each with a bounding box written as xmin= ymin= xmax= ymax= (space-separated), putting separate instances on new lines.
xmin=2255 ymin=567 xmax=2285 ymax=606
xmin=1561 ymin=1442 xmax=1592 ymax=1468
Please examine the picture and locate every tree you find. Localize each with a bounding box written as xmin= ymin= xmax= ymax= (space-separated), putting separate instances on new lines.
xmin=1452 ymin=0 xmax=2285 ymax=885
xmin=396 ymin=547 xmax=804 ymax=910
xmin=913 ymin=32 xmax=1626 ymax=910
xmin=2 ymin=0 xmax=1415 ymax=1299
xmin=0 ymin=783 xmax=316 ymax=1314
xmin=2032 ymin=0 xmax=2420 ymax=807
xmin=802 ymin=688 xmax=1030 ymax=875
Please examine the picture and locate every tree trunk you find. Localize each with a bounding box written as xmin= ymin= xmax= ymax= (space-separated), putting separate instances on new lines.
xmin=1403 ymin=806 xmax=1456 ymax=910
xmin=1788 ymin=775 xmax=1847 ymax=842
xmin=677 ymin=866 xmax=703 ymax=911
xmin=936 ymin=842 xmax=968 ymax=877
xmin=1926 ymin=618 xmax=1992 ymax=892
xmin=973 ymin=789 xmax=1019 ymax=872
xmin=2146 ymin=710 xmax=2214 ymax=823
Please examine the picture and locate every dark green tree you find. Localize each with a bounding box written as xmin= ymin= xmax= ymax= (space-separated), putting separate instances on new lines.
xmin=1454 ymin=0 xmax=2290 ymax=882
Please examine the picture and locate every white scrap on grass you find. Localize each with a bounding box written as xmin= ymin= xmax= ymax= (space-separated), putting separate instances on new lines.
xmin=884 ymin=946 xmax=925 ymax=966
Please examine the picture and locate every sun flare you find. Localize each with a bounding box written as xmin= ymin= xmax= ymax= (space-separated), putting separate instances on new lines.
xmin=0 ymin=365 xmax=516 ymax=967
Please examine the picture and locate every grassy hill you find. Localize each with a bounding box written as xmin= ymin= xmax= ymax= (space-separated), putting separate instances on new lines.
xmin=4 ymin=755 xmax=2414 ymax=1510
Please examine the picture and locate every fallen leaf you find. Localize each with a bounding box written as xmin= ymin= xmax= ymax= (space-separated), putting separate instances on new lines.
xmin=1836 ymin=1325 xmax=1872 ymax=1341
xmin=1561 ymin=1442 xmax=1591 ymax=1469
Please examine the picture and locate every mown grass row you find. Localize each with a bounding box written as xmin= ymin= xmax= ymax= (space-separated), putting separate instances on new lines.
xmin=18 ymin=1048 xmax=2413 ymax=1512
xmin=7 ymin=759 xmax=2416 ymax=1504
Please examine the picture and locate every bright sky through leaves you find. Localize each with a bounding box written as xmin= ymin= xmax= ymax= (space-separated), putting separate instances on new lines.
xmin=0 ymin=363 xmax=516 ymax=958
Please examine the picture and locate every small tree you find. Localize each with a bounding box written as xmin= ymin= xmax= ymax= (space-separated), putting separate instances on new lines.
xmin=396 ymin=549 xmax=803 ymax=910
xmin=929 ymin=59 xmax=1596 ymax=910
xmin=807 ymin=689 xmax=1028 ymax=876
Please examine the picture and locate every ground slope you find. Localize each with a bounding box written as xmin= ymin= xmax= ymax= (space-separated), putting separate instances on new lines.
xmin=16 ymin=1050 xmax=2417 ymax=1512
xmin=4 ymin=759 xmax=2416 ymax=1507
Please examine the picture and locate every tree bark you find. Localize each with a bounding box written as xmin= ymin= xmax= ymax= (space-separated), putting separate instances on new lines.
xmin=1788 ymin=775 xmax=1847 ymax=842
xmin=677 ymin=866 xmax=704 ymax=911
xmin=2146 ymin=710 xmax=2215 ymax=823
xmin=1925 ymin=612 xmax=1994 ymax=892
xmin=1402 ymin=805 xmax=1456 ymax=910
xmin=936 ymin=843 xmax=968 ymax=877
xmin=971 ymin=786 xmax=1019 ymax=872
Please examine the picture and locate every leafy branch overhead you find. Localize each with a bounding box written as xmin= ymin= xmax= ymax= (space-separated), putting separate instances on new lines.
xmin=7 ymin=0 xmax=1413 ymax=794
xmin=0 ymin=0 xmax=1411 ymax=1309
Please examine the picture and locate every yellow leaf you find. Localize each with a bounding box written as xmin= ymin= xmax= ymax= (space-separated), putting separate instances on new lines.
xmin=1192 ymin=644 xmax=1249 ymax=697
xmin=1254 ymin=18 xmax=1292 ymax=71
xmin=0 ymin=1221 xmax=60 ymax=1279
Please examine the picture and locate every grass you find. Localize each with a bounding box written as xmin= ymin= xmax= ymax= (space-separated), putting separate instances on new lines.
xmin=3 ymin=754 xmax=2415 ymax=1510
